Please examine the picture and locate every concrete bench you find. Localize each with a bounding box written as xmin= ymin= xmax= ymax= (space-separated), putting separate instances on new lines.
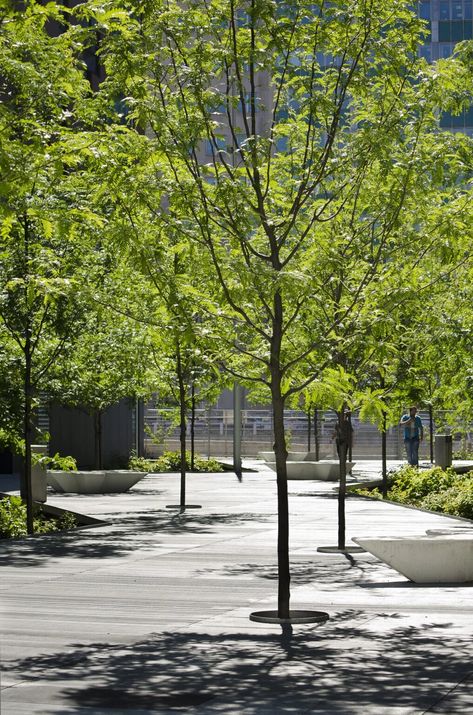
xmin=352 ymin=534 xmax=473 ymax=583
xmin=258 ymin=451 xmax=327 ymax=462
xmin=47 ymin=470 xmax=146 ymax=494
xmin=266 ymin=459 xmax=355 ymax=481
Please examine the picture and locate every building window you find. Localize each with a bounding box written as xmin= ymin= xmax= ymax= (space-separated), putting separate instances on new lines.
xmin=452 ymin=2 xmax=463 ymax=19
xmin=419 ymin=1 xmax=431 ymax=20
xmin=451 ymin=20 xmax=465 ymax=39
xmin=438 ymin=42 xmax=454 ymax=57
xmin=420 ymin=44 xmax=432 ymax=61
xmin=439 ymin=1 xmax=450 ymax=19
xmin=439 ymin=21 xmax=451 ymax=40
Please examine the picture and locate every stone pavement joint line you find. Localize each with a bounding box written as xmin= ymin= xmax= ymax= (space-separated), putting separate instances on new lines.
xmin=1 ymin=461 xmax=473 ymax=714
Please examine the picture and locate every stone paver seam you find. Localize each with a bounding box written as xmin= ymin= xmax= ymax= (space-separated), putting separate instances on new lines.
xmin=421 ymin=667 xmax=473 ymax=714
xmin=93 ymin=523 xmax=280 ymax=562
xmin=0 ymin=523 xmax=281 ymax=595
xmin=0 ymin=646 xmax=95 ymax=699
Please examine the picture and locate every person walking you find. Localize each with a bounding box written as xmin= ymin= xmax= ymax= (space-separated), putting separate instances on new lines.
xmin=400 ymin=406 xmax=424 ymax=466
xmin=332 ymin=409 xmax=353 ymax=462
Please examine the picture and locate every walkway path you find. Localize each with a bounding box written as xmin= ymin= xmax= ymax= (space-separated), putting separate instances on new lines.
xmin=1 ymin=461 xmax=473 ymax=714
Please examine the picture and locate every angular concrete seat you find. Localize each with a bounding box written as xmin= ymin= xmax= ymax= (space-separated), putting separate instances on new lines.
xmin=352 ymin=534 xmax=473 ymax=583
xmin=267 ymin=460 xmax=355 ymax=480
xmin=47 ymin=470 xmax=146 ymax=494
xmin=258 ymin=451 xmax=329 ymax=463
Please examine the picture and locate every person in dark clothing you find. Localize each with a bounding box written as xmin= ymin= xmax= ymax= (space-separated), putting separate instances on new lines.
xmin=400 ymin=406 xmax=424 ymax=466
xmin=332 ymin=410 xmax=353 ymax=460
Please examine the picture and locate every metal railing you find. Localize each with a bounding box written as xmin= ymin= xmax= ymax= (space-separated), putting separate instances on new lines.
xmin=143 ymin=407 xmax=472 ymax=460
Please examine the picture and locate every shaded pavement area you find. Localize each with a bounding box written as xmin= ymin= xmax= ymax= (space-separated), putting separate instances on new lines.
xmin=1 ymin=461 xmax=473 ymax=714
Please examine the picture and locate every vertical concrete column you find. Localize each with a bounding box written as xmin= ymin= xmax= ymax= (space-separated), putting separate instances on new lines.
xmin=31 ymin=444 xmax=47 ymax=503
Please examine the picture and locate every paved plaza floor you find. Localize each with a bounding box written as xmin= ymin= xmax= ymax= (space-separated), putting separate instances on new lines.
xmin=1 ymin=460 xmax=473 ymax=714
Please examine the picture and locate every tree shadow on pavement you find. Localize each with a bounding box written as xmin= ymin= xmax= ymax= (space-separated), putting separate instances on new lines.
xmin=0 ymin=510 xmax=273 ymax=568
xmin=4 ymin=613 xmax=473 ymax=713
xmin=196 ymin=554 xmax=383 ymax=588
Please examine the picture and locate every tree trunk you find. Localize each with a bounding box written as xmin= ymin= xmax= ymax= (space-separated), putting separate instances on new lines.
xmin=336 ymin=409 xmax=352 ymax=550
xmin=176 ymin=345 xmax=187 ymax=510
xmin=348 ymin=412 xmax=353 ymax=464
xmin=307 ymin=407 xmax=311 ymax=452
xmin=233 ymin=382 xmax=242 ymax=479
xmin=23 ymin=335 xmax=34 ymax=535
xmin=21 ymin=214 xmax=34 ymax=534
xmin=270 ymin=290 xmax=290 ymax=619
xmin=381 ymin=411 xmax=387 ymax=498
xmin=429 ymin=404 xmax=434 ymax=464
xmin=337 ymin=438 xmax=347 ymax=550
xmin=314 ymin=408 xmax=320 ymax=462
xmin=190 ymin=383 xmax=196 ymax=471
xmin=94 ymin=409 xmax=103 ymax=470
xmin=380 ymin=375 xmax=387 ymax=497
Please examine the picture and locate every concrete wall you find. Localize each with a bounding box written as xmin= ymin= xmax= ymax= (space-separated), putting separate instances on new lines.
xmin=49 ymin=400 xmax=135 ymax=470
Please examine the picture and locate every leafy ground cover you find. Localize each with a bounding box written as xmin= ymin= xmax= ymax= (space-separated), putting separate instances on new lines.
xmin=129 ymin=451 xmax=223 ymax=474
xmin=453 ymin=448 xmax=473 ymax=461
xmin=0 ymin=496 xmax=77 ymax=539
xmin=354 ymin=465 xmax=473 ymax=520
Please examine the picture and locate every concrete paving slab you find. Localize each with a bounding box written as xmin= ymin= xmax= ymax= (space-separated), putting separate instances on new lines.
xmin=1 ymin=462 xmax=473 ymax=714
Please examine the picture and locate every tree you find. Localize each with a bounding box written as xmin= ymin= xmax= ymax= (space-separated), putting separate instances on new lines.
xmin=95 ymin=186 xmax=227 ymax=502
xmin=90 ymin=0 xmax=473 ymax=620
xmin=0 ymin=1 xmax=112 ymax=531
xmin=49 ymin=312 xmax=151 ymax=469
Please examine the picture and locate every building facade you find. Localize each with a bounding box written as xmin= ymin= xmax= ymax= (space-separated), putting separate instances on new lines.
xmin=420 ymin=0 xmax=473 ymax=135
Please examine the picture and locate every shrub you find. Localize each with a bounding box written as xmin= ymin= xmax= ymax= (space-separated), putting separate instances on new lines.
xmin=193 ymin=455 xmax=224 ymax=473
xmin=0 ymin=496 xmax=77 ymax=539
xmin=0 ymin=496 xmax=28 ymax=538
xmin=387 ymin=465 xmax=457 ymax=505
xmin=33 ymin=451 xmax=77 ymax=471
xmin=453 ymin=447 xmax=473 ymax=460
xmin=128 ymin=451 xmax=223 ymax=473
xmin=352 ymin=465 xmax=473 ymax=520
xmin=57 ymin=511 xmax=78 ymax=530
xmin=128 ymin=455 xmax=156 ymax=472
xmin=155 ymin=451 xmax=224 ymax=473
xmin=421 ymin=477 xmax=473 ymax=519
xmin=350 ymin=486 xmax=383 ymax=499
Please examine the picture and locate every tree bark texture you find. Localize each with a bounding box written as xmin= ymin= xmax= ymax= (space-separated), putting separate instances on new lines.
xmin=23 ymin=337 xmax=34 ymax=535
xmin=270 ymin=290 xmax=290 ymax=619
xmin=190 ymin=383 xmax=196 ymax=471
xmin=177 ymin=345 xmax=187 ymax=509
xmin=21 ymin=215 xmax=34 ymax=534
xmin=381 ymin=412 xmax=388 ymax=498
xmin=314 ymin=408 xmax=320 ymax=461
xmin=335 ymin=410 xmax=352 ymax=550
xmin=429 ymin=405 xmax=434 ymax=464
xmin=307 ymin=407 xmax=311 ymax=452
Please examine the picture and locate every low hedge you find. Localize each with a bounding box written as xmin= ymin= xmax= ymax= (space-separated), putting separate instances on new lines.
xmin=355 ymin=465 xmax=473 ymax=520
xmin=0 ymin=495 xmax=77 ymax=539
xmin=129 ymin=451 xmax=224 ymax=474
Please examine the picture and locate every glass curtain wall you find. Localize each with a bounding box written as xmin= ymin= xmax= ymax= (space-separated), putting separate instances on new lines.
xmin=419 ymin=0 xmax=473 ymax=134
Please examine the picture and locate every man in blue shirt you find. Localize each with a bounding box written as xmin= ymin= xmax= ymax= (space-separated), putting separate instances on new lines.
xmin=400 ymin=406 xmax=424 ymax=466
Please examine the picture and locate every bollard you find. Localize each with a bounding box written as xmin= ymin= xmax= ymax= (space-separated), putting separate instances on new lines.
xmin=434 ymin=434 xmax=452 ymax=470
